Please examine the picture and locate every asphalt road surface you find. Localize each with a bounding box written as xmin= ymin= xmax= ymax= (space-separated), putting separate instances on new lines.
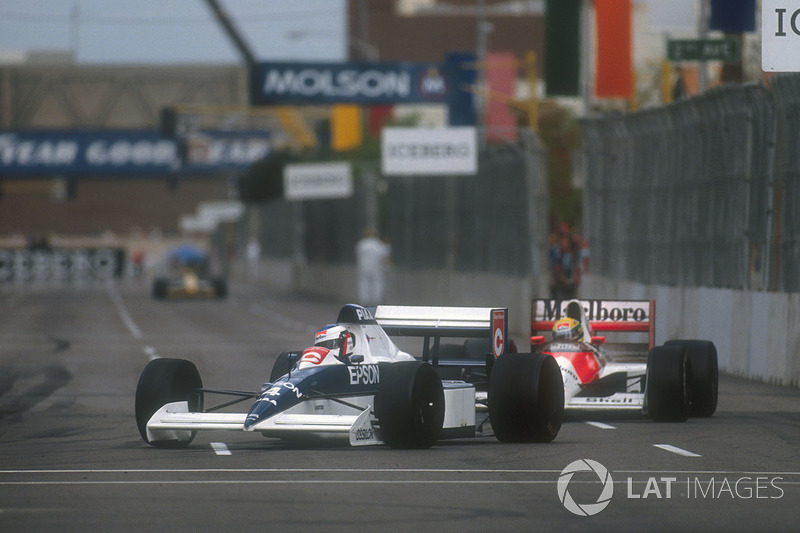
xmin=1 ymin=279 xmax=799 ymax=532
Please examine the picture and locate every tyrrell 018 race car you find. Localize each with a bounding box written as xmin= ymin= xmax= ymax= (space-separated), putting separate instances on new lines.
xmin=151 ymin=244 xmax=227 ymax=300
xmin=135 ymin=304 xmax=565 ymax=449
xmin=531 ymin=299 xmax=718 ymax=421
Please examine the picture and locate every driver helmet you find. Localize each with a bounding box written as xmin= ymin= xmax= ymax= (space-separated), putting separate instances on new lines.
xmin=314 ymin=325 xmax=355 ymax=360
xmin=552 ymin=317 xmax=583 ymax=342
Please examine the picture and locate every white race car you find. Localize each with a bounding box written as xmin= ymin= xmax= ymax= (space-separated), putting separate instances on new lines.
xmin=136 ymin=304 xmax=564 ymax=449
xmin=531 ymin=299 xmax=718 ymax=421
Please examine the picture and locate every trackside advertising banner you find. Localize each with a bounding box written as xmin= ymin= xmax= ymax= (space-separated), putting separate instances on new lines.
xmin=250 ymin=61 xmax=450 ymax=105
xmin=0 ymin=248 xmax=125 ymax=282
xmin=0 ymin=130 xmax=270 ymax=176
xmin=381 ymin=127 xmax=478 ymax=175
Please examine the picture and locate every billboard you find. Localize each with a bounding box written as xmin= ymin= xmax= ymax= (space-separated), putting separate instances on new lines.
xmin=0 ymin=129 xmax=270 ymax=176
xmin=250 ymin=61 xmax=450 ymax=105
xmin=762 ymin=0 xmax=800 ymax=72
xmin=283 ymin=162 xmax=353 ymax=200
xmin=381 ymin=127 xmax=477 ymax=176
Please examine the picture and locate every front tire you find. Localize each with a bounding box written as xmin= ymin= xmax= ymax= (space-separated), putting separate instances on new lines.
xmin=665 ymin=340 xmax=718 ymax=417
xmin=646 ymin=345 xmax=691 ymax=422
xmin=135 ymin=358 xmax=203 ymax=447
xmin=375 ymin=362 xmax=444 ymax=449
xmin=488 ymin=352 xmax=564 ymax=443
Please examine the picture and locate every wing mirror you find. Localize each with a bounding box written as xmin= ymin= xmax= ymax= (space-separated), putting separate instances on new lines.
xmin=530 ymin=335 xmax=546 ymax=350
xmin=349 ymin=354 xmax=365 ymax=364
xmin=590 ymin=336 xmax=606 ymax=346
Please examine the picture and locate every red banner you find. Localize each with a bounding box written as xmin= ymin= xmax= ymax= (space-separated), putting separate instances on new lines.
xmin=486 ymin=52 xmax=518 ymax=142
xmin=594 ymin=0 xmax=632 ymax=99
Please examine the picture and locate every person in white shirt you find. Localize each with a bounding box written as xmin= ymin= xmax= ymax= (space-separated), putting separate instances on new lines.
xmin=356 ymin=228 xmax=390 ymax=306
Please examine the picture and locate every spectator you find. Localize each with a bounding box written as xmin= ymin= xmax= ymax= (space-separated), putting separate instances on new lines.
xmin=356 ymin=228 xmax=391 ymax=306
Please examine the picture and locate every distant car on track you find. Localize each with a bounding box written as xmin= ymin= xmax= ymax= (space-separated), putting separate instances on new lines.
xmin=151 ymin=244 xmax=226 ymax=300
xmin=531 ymin=299 xmax=718 ymax=422
xmin=135 ymin=304 xmax=564 ymax=449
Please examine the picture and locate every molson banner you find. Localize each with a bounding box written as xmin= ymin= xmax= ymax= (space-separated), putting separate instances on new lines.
xmin=0 ymin=130 xmax=270 ymax=176
xmin=250 ymin=61 xmax=450 ymax=105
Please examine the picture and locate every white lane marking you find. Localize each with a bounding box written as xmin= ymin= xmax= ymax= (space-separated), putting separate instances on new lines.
xmin=211 ymin=442 xmax=232 ymax=456
xmin=3 ymin=468 xmax=798 ymax=476
xmin=105 ymin=282 xmax=142 ymax=339
xmin=585 ymin=421 xmax=616 ymax=430
xmin=654 ymin=444 xmax=702 ymax=457
xmin=143 ymin=346 xmax=159 ymax=360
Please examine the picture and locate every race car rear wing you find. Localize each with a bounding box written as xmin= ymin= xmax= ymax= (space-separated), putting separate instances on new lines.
xmin=531 ymin=299 xmax=655 ymax=350
xmin=374 ymin=305 xmax=509 ymax=365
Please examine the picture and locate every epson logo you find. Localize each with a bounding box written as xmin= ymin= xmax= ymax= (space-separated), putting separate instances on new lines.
xmin=348 ymin=364 xmax=380 ymax=385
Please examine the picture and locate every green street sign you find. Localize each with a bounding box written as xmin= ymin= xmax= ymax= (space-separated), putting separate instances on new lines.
xmin=667 ymin=38 xmax=740 ymax=63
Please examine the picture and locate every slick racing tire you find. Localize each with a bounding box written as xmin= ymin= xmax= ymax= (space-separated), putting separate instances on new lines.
xmin=135 ymin=358 xmax=203 ymax=447
xmin=152 ymin=278 xmax=167 ymax=299
xmin=665 ymin=340 xmax=718 ymax=417
xmin=375 ymin=362 xmax=445 ymax=449
xmin=488 ymin=352 xmax=564 ymax=443
xmin=645 ymin=345 xmax=691 ymax=422
xmin=213 ymin=277 xmax=227 ymax=299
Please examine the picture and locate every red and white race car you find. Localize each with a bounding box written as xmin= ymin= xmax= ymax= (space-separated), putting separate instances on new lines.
xmin=531 ymin=299 xmax=718 ymax=421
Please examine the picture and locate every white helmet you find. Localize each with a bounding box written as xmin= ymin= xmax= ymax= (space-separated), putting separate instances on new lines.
xmin=314 ymin=325 xmax=355 ymax=360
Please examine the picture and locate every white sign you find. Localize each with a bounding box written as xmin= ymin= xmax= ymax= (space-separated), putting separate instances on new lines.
xmin=283 ymin=161 xmax=353 ymax=200
xmin=381 ymin=127 xmax=477 ymax=176
xmin=762 ymin=1 xmax=800 ymax=72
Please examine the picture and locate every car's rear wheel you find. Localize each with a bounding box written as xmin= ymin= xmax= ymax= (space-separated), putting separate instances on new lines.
xmin=645 ymin=345 xmax=691 ymax=422
xmin=665 ymin=340 xmax=718 ymax=417
xmin=488 ymin=352 xmax=564 ymax=443
xmin=213 ymin=277 xmax=227 ymax=298
xmin=152 ymin=278 xmax=167 ymax=299
xmin=375 ymin=362 xmax=444 ymax=449
xmin=135 ymin=358 xmax=203 ymax=447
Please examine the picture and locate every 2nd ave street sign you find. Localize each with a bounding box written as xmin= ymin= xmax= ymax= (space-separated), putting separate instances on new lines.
xmin=667 ymin=38 xmax=740 ymax=63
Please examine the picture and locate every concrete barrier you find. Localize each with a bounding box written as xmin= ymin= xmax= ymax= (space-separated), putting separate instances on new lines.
xmin=581 ymin=273 xmax=800 ymax=388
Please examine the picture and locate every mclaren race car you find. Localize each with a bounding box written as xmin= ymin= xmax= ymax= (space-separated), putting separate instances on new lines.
xmin=135 ymin=304 xmax=564 ymax=449
xmin=531 ymin=299 xmax=718 ymax=421
xmin=151 ymin=244 xmax=227 ymax=300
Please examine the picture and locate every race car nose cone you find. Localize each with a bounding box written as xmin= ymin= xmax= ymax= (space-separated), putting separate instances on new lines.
xmin=244 ymin=399 xmax=273 ymax=430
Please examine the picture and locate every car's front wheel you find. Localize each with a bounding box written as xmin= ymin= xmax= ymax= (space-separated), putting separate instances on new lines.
xmin=135 ymin=358 xmax=203 ymax=447
xmin=488 ymin=352 xmax=564 ymax=443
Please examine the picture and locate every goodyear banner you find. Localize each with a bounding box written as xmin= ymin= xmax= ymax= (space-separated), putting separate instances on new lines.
xmin=0 ymin=130 xmax=270 ymax=177
xmin=250 ymin=61 xmax=450 ymax=105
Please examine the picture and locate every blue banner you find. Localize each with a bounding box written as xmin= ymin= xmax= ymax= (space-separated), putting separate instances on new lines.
xmin=0 ymin=129 xmax=270 ymax=177
xmin=709 ymin=0 xmax=755 ymax=33
xmin=250 ymin=61 xmax=451 ymax=105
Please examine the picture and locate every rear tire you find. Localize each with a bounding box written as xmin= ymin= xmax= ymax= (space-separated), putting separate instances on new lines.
xmin=213 ymin=277 xmax=227 ymax=299
xmin=135 ymin=358 xmax=203 ymax=447
xmin=152 ymin=278 xmax=167 ymax=299
xmin=488 ymin=352 xmax=564 ymax=443
xmin=375 ymin=362 xmax=444 ymax=449
xmin=646 ymin=346 xmax=691 ymax=422
xmin=665 ymin=340 xmax=718 ymax=417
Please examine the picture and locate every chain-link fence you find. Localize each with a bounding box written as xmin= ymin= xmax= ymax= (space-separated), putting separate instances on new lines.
xmin=582 ymin=75 xmax=800 ymax=292
xmin=246 ymin=128 xmax=547 ymax=279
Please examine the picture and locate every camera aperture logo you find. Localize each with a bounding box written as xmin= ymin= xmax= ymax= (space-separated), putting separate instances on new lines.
xmin=557 ymin=459 xmax=614 ymax=516
xmin=558 ymin=459 xmax=787 ymax=516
